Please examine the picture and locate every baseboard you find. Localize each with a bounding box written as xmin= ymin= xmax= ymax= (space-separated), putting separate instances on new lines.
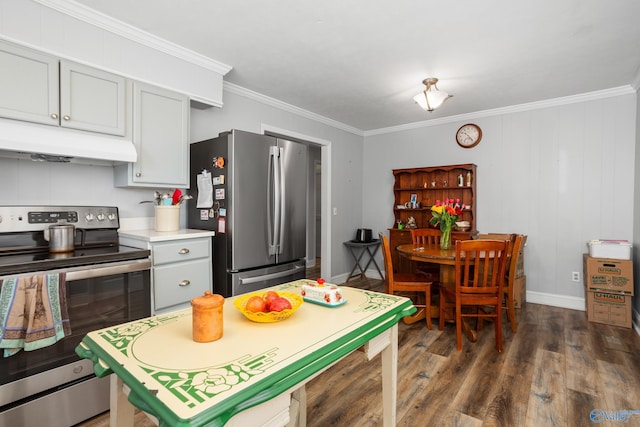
xmin=525 ymin=290 xmax=585 ymax=311
xmin=334 ymin=273 xmax=640 ymax=337
xmin=330 ymin=269 xmax=383 ymax=285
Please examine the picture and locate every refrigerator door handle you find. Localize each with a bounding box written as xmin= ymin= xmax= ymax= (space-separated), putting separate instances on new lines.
xmin=267 ymin=146 xmax=279 ymax=255
xmin=239 ymin=264 xmax=306 ymax=285
xmin=277 ymin=146 xmax=286 ymax=255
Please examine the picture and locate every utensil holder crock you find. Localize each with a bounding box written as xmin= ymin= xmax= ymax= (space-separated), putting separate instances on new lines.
xmin=155 ymin=205 xmax=180 ymax=231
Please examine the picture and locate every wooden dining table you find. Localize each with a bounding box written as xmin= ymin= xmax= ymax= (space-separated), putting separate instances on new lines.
xmin=395 ymin=243 xmax=478 ymax=342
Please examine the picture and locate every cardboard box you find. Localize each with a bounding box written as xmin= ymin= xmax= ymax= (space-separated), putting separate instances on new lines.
xmin=513 ymin=275 xmax=526 ymax=308
xmin=585 ymin=290 xmax=632 ymax=328
xmin=583 ymin=254 xmax=634 ymax=295
xmin=587 ymin=240 xmax=632 ymax=260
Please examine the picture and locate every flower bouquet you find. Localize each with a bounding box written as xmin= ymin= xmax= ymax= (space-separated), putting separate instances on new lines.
xmin=429 ymin=199 xmax=464 ymax=249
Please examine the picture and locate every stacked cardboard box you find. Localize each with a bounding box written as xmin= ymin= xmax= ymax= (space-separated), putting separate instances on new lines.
xmin=583 ymin=254 xmax=634 ymax=328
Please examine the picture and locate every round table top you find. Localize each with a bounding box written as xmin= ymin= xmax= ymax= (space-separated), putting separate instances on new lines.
xmin=395 ymin=243 xmax=457 ymax=265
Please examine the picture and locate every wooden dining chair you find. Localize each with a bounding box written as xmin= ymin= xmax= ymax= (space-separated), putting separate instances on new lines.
xmin=380 ymin=233 xmax=434 ymax=329
xmin=503 ymin=234 xmax=526 ymax=333
xmin=439 ymin=239 xmax=510 ymax=351
xmin=409 ymin=228 xmax=441 ymax=281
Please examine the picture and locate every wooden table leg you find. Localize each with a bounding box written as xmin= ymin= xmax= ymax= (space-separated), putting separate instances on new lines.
xmin=381 ymin=324 xmax=398 ymax=427
xmin=110 ymin=374 xmax=135 ymax=427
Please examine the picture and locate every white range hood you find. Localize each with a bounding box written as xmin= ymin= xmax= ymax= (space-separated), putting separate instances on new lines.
xmin=0 ymin=118 xmax=137 ymax=164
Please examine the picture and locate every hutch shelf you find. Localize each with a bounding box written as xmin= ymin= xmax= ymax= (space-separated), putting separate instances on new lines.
xmin=388 ymin=163 xmax=477 ymax=272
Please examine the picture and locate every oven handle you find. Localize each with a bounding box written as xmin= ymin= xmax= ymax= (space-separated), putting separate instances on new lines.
xmin=65 ymin=259 xmax=152 ymax=281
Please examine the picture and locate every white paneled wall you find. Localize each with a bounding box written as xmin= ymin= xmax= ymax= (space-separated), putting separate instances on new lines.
xmin=363 ymin=93 xmax=637 ymax=309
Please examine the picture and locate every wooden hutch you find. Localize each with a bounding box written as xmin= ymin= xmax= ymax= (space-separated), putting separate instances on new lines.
xmin=389 ymin=163 xmax=477 ymax=272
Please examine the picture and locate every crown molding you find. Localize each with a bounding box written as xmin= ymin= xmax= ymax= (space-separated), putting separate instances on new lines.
xmin=34 ymin=0 xmax=232 ymax=75
xmin=364 ymin=85 xmax=636 ymax=136
xmin=224 ymin=82 xmax=364 ymax=136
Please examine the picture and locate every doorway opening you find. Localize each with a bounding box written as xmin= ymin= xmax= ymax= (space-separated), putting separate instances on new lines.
xmin=262 ymin=125 xmax=330 ymax=280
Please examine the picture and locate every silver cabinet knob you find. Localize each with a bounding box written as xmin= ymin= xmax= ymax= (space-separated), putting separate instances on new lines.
xmin=63 ymin=115 xmax=71 ymax=121
xmin=178 ymin=248 xmax=190 ymax=254
xmin=135 ymin=172 xmax=141 ymax=177
xmin=51 ymin=113 xmax=58 ymax=119
xmin=179 ymin=280 xmax=190 ymax=287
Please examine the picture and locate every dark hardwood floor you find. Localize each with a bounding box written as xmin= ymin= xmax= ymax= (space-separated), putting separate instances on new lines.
xmin=78 ymin=264 xmax=640 ymax=427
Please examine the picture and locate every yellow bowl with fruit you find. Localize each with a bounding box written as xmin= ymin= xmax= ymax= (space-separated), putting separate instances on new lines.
xmin=233 ymin=291 xmax=303 ymax=323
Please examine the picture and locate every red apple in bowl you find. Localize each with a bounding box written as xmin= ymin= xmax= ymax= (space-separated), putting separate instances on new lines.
xmin=245 ymin=295 xmax=267 ymax=313
xmin=269 ymin=296 xmax=292 ymax=312
xmin=263 ymin=291 xmax=280 ymax=309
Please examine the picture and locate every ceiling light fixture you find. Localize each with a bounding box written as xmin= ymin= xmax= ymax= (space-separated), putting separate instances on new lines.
xmin=413 ymin=77 xmax=452 ymax=111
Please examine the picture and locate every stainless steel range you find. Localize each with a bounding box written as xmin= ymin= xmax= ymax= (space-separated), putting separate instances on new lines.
xmin=0 ymin=206 xmax=151 ymax=426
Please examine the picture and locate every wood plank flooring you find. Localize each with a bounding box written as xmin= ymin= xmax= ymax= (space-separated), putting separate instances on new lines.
xmin=77 ymin=269 xmax=640 ymax=427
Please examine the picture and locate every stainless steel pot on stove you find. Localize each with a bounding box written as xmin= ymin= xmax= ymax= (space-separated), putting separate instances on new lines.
xmin=43 ymin=223 xmax=76 ymax=253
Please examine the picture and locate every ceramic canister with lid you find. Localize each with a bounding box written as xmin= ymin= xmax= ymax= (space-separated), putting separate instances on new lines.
xmin=191 ymin=290 xmax=225 ymax=342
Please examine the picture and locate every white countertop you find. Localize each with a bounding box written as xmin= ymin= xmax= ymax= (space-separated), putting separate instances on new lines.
xmin=119 ymin=228 xmax=215 ymax=243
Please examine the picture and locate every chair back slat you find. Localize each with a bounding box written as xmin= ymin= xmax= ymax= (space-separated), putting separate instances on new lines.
xmin=410 ymin=228 xmax=441 ymax=246
xmin=455 ymin=239 xmax=510 ymax=301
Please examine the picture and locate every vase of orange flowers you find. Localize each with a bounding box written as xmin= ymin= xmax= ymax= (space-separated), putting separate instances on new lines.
xmin=429 ymin=199 xmax=463 ymax=249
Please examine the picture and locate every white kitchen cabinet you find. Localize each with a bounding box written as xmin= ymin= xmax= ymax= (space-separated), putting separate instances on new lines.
xmin=114 ymin=82 xmax=189 ymax=188
xmin=119 ymin=230 xmax=214 ymax=315
xmin=0 ymin=41 xmax=59 ymax=126
xmin=0 ymin=40 xmax=127 ymax=136
xmin=59 ymin=60 xmax=127 ymax=136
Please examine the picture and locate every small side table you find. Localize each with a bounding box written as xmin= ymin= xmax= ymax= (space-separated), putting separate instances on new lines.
xmin=344 ymin=239 xmax=383 ymax=281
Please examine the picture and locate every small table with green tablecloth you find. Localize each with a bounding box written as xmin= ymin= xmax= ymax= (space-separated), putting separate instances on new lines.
xmin=76 ymin=280 xmax=415 ymax=427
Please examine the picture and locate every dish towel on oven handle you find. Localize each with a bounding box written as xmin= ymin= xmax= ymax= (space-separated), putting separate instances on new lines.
xmin=0 ymin=273 xmax=71 ymax=357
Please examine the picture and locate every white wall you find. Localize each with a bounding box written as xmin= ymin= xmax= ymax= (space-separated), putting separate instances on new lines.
xmin=364 ymin=93 xmax=637 ymax=309
xmin=0 ymin=157 xmax=160 ymax=219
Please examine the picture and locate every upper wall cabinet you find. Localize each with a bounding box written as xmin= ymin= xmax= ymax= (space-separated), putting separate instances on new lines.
xmin=0 ymin=41 xmax=59 ymax=125
xmin=59 ymin=61 xmax=126 ymax=136
xmin=0 ymin=40 xmax=127 ymax=136
xmin=114 ymin=82 xmax=189 ymax=188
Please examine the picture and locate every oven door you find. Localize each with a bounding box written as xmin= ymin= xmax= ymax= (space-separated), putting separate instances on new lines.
xmin=0 ymin=259 xmax=151 ymax=426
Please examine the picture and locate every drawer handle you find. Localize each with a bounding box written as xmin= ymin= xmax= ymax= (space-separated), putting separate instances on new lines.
xmin=179 ymin=280 xmax=191 ymax=287
xmin=178 ymin=248 xmax=190 ymax=254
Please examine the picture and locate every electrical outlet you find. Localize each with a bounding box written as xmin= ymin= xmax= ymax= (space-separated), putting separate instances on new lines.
xmin=572 ymin=272 xmax=580 ymax=282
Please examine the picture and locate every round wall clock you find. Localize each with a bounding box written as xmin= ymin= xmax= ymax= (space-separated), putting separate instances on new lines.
xmin=456 ymin=123 xmax=482 ymax=148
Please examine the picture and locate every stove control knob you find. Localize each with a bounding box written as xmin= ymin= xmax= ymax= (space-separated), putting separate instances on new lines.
xmin=107 ymin=213 xmax=117 ymax=221
xmin=85 ymin=213 xmax=95 ymax=222
xmin=97 ymin=213 xmax=106 ymax=221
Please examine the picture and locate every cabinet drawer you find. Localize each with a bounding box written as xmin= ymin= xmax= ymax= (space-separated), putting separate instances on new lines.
xmin=154 ymin=258 xmax=211 ymax=311
xmin=152 ymin=238 xmax=211 ymax=265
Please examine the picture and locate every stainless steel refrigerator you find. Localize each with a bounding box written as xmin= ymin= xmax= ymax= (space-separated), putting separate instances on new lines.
xmin=187 ymin=130 xmax=307 ymax=297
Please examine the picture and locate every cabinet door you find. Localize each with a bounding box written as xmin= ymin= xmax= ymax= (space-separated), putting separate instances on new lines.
xmin=0 ymin=41 xmax=59 ymax=126
xmin=60 ymin=61 xmax=126 ymax=136
xmin=131 ymin=82 xmax=189 ymax=187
